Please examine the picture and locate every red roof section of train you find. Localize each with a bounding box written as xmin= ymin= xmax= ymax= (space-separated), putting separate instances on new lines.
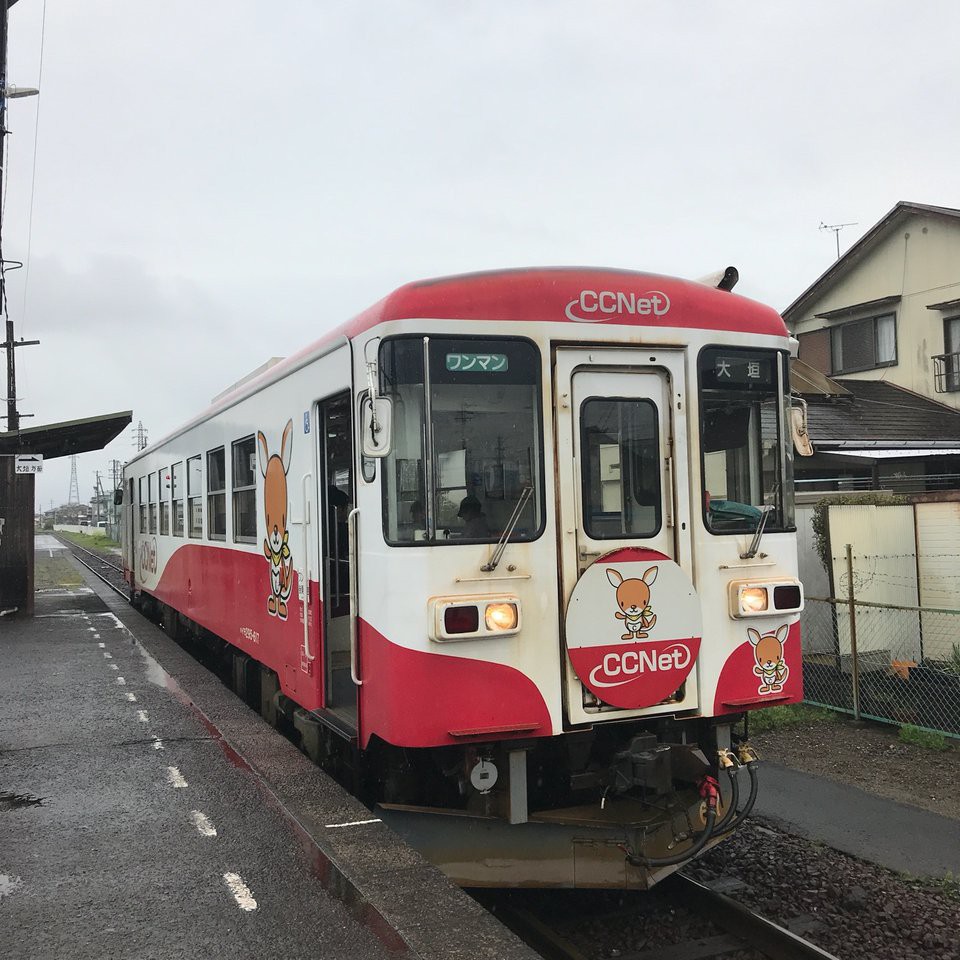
xmin=340 ymin=267 xmax=787 ymax=338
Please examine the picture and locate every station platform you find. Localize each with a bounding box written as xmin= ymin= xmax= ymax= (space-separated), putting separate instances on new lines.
xmin=0 ymin=541 xmax=537 ymax=960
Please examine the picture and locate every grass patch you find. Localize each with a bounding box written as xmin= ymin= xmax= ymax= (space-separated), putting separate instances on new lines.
xmin=56 ymin=530 xmax=120 ymax=550
xmin=898 ymin=724 xmax=950 ymax=752
xmin=748 ymin=703 xmax=838 ymax=735
xmin=34 ymin=555 xmax=84 ymax=589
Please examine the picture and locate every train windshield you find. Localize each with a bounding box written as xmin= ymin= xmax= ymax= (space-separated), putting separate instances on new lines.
xmin=699 ymin=348 xmax=795 ymax=533
xmin=379 ymin=336 xmax=543 ymax=545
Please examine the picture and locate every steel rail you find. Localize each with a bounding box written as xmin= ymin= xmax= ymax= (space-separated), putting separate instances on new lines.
xmin=670 ymin=873 xmax=841 ymax=960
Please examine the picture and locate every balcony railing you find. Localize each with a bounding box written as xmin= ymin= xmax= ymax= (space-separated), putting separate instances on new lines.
xmin=932 ymin=352 xmax=960 ymax=393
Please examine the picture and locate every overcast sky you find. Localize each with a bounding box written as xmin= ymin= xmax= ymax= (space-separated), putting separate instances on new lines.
xmin=5 ymin=0 xmax=959 ymax=509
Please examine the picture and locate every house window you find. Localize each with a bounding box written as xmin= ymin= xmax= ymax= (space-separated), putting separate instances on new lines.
xmin=171 ymin=461 xmax=184 ymax=536
xmin=159 ymin=468 xmax=170 ymax=535
xmin=830 ymin=313 xmax=896 ymax=374
xmin=207 ymin=447 xmax=226 ymax=540
xmin=232 ymin=436 xmax=257 ymax=543
xmin=187 ymin=456 xmax=203 ymax=538
xmin=944 ymin=317 xmax=960 ymax=392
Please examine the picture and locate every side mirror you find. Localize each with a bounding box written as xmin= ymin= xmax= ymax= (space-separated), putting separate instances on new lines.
xmin=361 ymin=396 xmax=392 ymax=458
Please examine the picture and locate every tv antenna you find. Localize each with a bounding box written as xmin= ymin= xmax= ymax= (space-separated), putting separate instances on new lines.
xmin=819 ymin=221 xmax=858 ymax=260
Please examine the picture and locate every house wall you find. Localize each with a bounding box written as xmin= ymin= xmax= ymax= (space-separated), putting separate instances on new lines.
xmin=790 ymin=211 xmax=960 ymax=409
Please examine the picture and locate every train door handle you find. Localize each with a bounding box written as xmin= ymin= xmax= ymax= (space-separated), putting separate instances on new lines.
xmin=348 ymin=507 xmax=362 ymax=686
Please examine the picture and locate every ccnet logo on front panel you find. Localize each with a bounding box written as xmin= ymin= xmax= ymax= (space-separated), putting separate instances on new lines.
xmin=565 ymin=547 xmax=702 ymax=710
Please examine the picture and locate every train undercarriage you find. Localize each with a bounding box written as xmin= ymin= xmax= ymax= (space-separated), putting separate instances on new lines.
xmin=139 ymin=592 xmax=760 ymax=890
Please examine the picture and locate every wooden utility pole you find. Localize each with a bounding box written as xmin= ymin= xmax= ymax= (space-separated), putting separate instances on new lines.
xmin=0 ymin=0 xmax=38 ymax=617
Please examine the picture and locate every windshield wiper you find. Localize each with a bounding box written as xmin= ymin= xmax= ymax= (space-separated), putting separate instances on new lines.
xmin=482 ymin=487 xmax=532 ymax=572
xmin=740 ymin=504 xmax=775 ymax=560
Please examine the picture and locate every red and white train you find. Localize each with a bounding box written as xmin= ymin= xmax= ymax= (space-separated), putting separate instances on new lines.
xmin=122 ymin=267 xmax=804 ymax=888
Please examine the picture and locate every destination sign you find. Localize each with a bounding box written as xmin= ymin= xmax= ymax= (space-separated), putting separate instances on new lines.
xmin=709 ymin=355 xmax=773 ymax=387
xmin=445 ymin=353 xmax=509 ymax=373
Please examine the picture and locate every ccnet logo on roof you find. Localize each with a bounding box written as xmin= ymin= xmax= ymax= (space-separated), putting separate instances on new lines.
xmin=565 ymin=547 xmax=702 ymax=710
xmin=564 ymin=289 xmax=671 ymax=323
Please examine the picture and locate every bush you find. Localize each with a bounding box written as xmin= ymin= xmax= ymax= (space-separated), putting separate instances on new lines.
xmin=898 ymin=724 xmax=950 ymax=752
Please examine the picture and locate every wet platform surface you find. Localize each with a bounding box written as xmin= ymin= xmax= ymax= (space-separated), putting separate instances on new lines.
xmin=0 ymin=544 xmax=536 ymax=960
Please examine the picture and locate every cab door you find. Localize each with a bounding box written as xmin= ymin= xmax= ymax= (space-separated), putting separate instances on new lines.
xmin=554 ymin=348 xmax=700 ymax=724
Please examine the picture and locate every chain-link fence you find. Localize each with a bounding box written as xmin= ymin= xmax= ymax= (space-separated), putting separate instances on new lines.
xmin=801 ymin=594 xmax=960 ymax=737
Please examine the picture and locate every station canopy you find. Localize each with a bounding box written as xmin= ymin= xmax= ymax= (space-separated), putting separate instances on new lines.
xmin=0 ymin=411 xmax=132 ymax=458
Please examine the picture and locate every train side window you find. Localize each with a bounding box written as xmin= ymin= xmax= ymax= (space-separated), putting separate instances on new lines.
xmin=231 ymin=436 xmax=257 ymax=543
xmin=171 ymin=461 xmax=184 ymax=537
xmin=206 ymin=447 xmax=226 ymax=540
xmin=148 ymin=472 xmax=158 ymax=534
xmin=187 ymin=455 xmax=203 ymax=538
xmin=159 ymin=468 xmax=170 ymax=536
xmin=138 ymin=477 xmax=147 ymax=534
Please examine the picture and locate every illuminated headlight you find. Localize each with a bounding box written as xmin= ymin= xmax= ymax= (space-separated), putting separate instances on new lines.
xmin=728 ymin=579 xmax=804 ymax=619
xmin=741 ymin=587 xmax=769 ymax=614
xmin=485 ymin=602 xmax=518 ymax=632
xmin=431 ymin=596 xmax=522 ymax=641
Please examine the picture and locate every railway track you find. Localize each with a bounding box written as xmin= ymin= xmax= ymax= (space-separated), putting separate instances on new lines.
xmin=481 ymin=871 xmax=840 ymax=960
xmin=54 ymin=536 xmax=129 ymax=598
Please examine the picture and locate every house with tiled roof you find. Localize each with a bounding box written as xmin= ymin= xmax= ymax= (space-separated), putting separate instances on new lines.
xmin=784 ymin=202 xmax=960 ymax=493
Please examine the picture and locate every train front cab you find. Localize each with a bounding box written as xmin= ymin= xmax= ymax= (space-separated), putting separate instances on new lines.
xmin=363 ymin=331 xmax=802 ymax=889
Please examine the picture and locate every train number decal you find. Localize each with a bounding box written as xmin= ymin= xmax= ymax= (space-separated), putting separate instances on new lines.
xmin=257 ymin=419 xmax=294 ymax=620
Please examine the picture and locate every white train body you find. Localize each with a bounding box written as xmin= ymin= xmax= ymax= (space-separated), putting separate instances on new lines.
xmin=123 ymin=268 xmax=803 ymax=887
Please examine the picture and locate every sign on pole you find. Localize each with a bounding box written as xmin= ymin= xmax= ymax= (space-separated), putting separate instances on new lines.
xmin=14 ymin=454 xmax=43 ymax=474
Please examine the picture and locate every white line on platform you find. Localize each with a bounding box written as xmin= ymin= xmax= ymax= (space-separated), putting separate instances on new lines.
xmin=98 ymin=642 xmax=105 ymax=648
xmin=103 ymin=652 xmax=113 ymax=659
xmin=324 ymin=818 xmax=382 ymax=829
xmin=116 ymin=676 xmax=126 ymax=685
xmin=137 ymin=710 xmax=149 ymax=723
xmin=152 ymin=736 xmax=164 ymax=750
xmin=190 ymin=810 xmax=217 ymax=837
xmin=223 ymin=873 xmax=257 ymax=911
xmin=166 ymin=766 xmax=188 ymax=789
xmin=93 ymin=633 xmax=100 ymax=639
xmin=126 ymin=692 xmax=137 ymax=702
xmin=109 ymin=663 xmax=119 ymax=670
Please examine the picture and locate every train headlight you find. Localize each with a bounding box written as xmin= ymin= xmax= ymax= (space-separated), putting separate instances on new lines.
xmin=485 ymin=602 xmax=518 ymax=632
xmin=728 ymin=579 xmax=804 ymax=619
xmin=431 ymin=595 xmax=522 ymax=641
xmin=740 ymin=587 xmax=769 ymax=614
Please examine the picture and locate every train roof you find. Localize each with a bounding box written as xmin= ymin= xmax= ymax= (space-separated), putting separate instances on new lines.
xmin=342 ymin=266 xmax=786 ymax=338
xmin=128 ymin=267 xmax=786 ymax=466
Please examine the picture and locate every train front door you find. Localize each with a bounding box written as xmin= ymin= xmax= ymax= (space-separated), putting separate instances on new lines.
xmin=554 ymin=348 xmax=699 ymax=724
xmin=318 ymin=391 xmax=357 ymax=733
